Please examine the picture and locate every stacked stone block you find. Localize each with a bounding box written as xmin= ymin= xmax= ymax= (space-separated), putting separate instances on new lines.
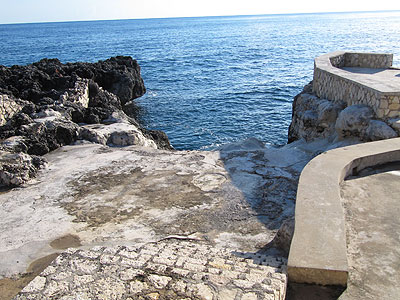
xmin=14 ymin=240 xmax=287 ymax=300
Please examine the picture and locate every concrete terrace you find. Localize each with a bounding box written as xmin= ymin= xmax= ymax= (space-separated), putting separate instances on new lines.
xmin=288 ymin=52 xmax=400 ymax=298
xmin=313 ymin=51 xmax=400 ymax=118
xmin=340 ymin=67 xmax=400 ymax=93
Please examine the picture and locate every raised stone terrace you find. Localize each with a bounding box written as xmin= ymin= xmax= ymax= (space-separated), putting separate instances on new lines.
xmin=313 ymin=51 xmax=400 ymax=119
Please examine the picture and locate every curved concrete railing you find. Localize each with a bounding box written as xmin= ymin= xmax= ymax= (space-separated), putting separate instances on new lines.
xmin=288 ymin=137 xmax=400 ymax=286
xmin=312 ymin=51 xmax=400 ymax=119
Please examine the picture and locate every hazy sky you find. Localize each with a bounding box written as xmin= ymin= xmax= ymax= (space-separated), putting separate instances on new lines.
xmin=1 ymin=0 xmax=400 ymax=24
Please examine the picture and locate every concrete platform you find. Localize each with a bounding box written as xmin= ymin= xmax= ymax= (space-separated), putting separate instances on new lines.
xmin=340 ymin=162 xmax=400 ymax=299
xmin=340 ymin=67 xmax=400 ymax=93
xmin=288 ymin=138 xmax=400 ymax=286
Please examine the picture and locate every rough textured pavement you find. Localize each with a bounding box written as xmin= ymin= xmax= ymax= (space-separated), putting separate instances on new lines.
xmin=1 ymin=140 xmax=304 ymax=280
xmin=14 ymin=239 xmax=287 ymax=300
xmin=1 ymin=138 xmax=324 ymax=299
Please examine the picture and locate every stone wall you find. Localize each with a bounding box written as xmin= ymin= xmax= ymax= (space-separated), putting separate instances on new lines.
xmin=313 ymin=51 xmax=399 ymax=119
xmin=329 ymin=52 xmax=393 ymax=68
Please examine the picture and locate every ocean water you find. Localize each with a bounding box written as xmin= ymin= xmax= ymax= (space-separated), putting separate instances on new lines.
xmin=1 ymin=11 xmax=400 ymax=150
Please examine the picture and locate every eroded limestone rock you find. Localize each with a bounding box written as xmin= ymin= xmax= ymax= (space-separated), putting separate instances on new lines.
xmin=0 ymin=136 xmax=29 ymax=153
xmin=0 ymin=94 xmax=29 ymax=126
xmin=365 ymin=120 xmax=397 ymax=141
xmin=59 ymin=78 xmax=90 ymax=108
xmin=0 ymin=57 xmax=172 ymax=186
xmin=0 ymin=151 xmax=46 ymax=186
xmin=80 ymin=122 xmax=157 ymax=148
xmin=388 ymin=118 xmax=400 ymax=134
xmin=289 ymin=86 xmax=399 ymax=143
xmin=335 ymin=105 xmax=398 ymax=141
xmin=288 ymin=91 xmax=345 ymax=142
xmin=335 ymin=104 xmax=375 ymax=139
xmin=272 ymin=217 xmax=295 ymax=256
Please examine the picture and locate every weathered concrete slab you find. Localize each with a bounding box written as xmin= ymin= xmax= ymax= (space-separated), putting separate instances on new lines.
xmin=339 ymin=162 xmax=400 ymax=299
xmin=288 ymin=137 xmax=400 ymax=286
xmin=340 ymin=67 xmax=400 ymax=93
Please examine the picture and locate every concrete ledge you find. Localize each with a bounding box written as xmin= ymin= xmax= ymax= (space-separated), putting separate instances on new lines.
xmin=288 ymin=137 xmax=400 ymax=286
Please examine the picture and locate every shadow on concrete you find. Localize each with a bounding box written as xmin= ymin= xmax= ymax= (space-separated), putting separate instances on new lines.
xmin=218 ymin=138 xmax=310 ymax=255
xmin=219 ymin=140 xmax=350 ymax=299
xmin=219 ymin=143 xmax=300 ymax=252
xmin=0 ymin=186 xmax=13 ymax=194
xmin=285 ymin=283 xmax=345 ymax=300
xmin=232 ymin=248 xmax=346 ymax=300
xmin=340 ymin=160 xmax=400 ymax=299
xmin=217 ymin=137 xmax=318 ymax=264
xmin=340 ymin=67 xmax=385 ymax=75
xmin=348 ymin=160 xmax=400 ymax=179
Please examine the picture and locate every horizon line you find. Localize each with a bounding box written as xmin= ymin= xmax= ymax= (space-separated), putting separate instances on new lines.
xmin=1 ymin=9 xmax=399 ymax=26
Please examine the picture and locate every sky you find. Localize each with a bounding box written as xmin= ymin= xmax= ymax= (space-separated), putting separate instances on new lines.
xmin=1 ymin=0 xmax=400 ymax=24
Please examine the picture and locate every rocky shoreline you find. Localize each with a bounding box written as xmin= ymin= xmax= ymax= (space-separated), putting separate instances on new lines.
xmin=0 ymin=57 xmax=171 ymax=187
xmin=1 ymin=57 xmax=399 ymax=299
xmin=2 ymin=57 xmax=399 ymax=188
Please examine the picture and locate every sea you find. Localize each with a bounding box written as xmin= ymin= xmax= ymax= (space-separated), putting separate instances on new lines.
xmin=1 ymin=11 xmax=400 ymax=150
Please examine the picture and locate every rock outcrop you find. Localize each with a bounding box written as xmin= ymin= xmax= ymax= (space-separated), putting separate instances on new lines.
xmin=0 ymin=57 xmax=172 ymax=187
xmin=272 ymin=217 xmax=295 ymax=256
xmin=0 ymin=151 xmax=46 ymax=186
xmin=288 ymin=81 xmax=400 ymax=143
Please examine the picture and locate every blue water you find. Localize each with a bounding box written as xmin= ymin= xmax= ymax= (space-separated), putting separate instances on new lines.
xmin=1 ymin=11 xmax=400 ymax=150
